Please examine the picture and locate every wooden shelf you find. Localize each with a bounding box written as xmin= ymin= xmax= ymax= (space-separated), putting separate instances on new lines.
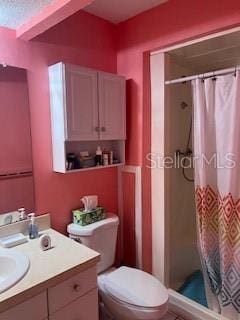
xmin=56 ymin=163 xmax=124 ymax=174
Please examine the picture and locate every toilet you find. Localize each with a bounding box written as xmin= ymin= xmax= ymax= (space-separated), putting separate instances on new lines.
xmin=67 ymin=213 xmax=169 ymax=320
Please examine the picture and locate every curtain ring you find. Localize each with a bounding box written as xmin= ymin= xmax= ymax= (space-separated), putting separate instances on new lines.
xmin=234 ymin=67 xmax=237 ymax=77
xmin=201 ymin=73 xmax=205 ymax=83
xmin=212 ymin=71 xmax=217 ymax=81
xmin=197 ymin=74 xmax=202 ymax=83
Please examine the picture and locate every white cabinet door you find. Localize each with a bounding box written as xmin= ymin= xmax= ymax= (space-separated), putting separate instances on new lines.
xmin=49 ymin=289 xmax=98 ymax=320
xmin=65 ymin=65 xmax=99 ymax=141
xmin=0 ymin=292 xmax=48 ymax=320
xmin=98 ymin=72 xmax=126 ymax=140
xmin=48 ymin=266 xmax=97 ymax=314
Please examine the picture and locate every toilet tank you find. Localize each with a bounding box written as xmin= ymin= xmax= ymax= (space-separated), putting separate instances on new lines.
xmin=68 ymin=213 xmax=119 ymax=274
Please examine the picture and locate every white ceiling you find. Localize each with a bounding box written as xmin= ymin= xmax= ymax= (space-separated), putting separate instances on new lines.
xmin=0 ymin=0 xmax=168 ymax=30
xmin=0 ymin=0 xmax=54 ymax=29
xmin=84 ymin=0 xmax=168 ymax=24
xmin=170 ymin=30 xmax=240 ymax=73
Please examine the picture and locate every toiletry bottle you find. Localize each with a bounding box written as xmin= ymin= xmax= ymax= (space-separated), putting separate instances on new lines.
xmin=109 ymin=151 xmax=113 ymax=165
xmin=66 ymin=153 xmax=76 ymax=170
xmin=95 ymin=146 xmax=102 ymax=166
xmin=102 ymin=150 xmax=109 ymax=166
xmin=18 ymin=207 xmax=26 ymax=221
xmin=28 ymin=213 xmax=39 ymax=239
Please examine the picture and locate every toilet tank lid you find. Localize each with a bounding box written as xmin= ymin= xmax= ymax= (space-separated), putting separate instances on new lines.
xmin=67 ymin=213 xmax=119 ymax=236
xmin=103 ymin=267 xmax=169 ymax=308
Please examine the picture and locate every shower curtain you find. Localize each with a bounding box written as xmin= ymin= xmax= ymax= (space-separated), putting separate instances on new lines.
xmin=192 ymin=72 xmax=240 ymax=320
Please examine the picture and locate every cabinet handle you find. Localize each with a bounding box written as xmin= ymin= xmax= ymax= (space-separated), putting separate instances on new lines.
xmin=101 ymin=127 xmax=106 ymax=132
xmin=73 ymin=284 xmax=81 ymax=292
xmin=95 ymin=126 xmax=100 ymax=132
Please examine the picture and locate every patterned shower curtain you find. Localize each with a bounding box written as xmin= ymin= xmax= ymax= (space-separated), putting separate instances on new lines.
xmin=192 ymin=73 xmax=240 ymax=320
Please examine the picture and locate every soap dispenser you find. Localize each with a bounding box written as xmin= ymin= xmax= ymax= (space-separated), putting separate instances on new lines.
xmin=28 ymin=213 xmax=39 ymax=239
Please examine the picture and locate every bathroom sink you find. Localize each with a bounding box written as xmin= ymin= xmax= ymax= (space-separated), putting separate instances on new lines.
xmin=0 ymin=248 xmax=30 ymax=293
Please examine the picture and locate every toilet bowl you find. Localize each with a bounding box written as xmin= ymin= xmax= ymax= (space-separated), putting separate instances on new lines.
xmin=98 ymin=267 xmax=168 ymax=320
xmin=67 ymin=213 xmax=169 ymax=320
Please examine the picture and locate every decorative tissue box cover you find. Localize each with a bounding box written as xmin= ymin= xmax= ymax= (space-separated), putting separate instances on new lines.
xmin=72 ymin=207 xmax=106 ymax=226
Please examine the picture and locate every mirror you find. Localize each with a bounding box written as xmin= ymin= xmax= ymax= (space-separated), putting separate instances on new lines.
xmin=0 ymin=65 xmax=35 ymax=226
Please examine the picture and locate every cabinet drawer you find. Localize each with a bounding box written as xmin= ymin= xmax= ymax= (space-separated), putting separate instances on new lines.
xmin=49 ymin=289 xmax=98 ymax=320
xmin=1 ymin=292 xmax=47 ymax=320
xmin=48 ymin=266 xmax=97 ymax=314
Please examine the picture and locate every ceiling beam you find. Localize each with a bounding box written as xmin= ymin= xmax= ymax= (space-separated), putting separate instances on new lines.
xmin=16 ymin=0 xmax=95 ymax=41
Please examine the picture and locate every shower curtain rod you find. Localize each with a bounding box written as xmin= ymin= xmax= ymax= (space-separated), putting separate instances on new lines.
xmin=165 ymin=65 xmax=240 ymax=85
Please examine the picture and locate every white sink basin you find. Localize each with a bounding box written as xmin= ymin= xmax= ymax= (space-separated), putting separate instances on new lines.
xmin=0 ymin=248 xmax=30 ymax=293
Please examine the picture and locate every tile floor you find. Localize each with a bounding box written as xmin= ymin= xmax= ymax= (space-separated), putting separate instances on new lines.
xmin=162 ymin=311 xmax=186 ymax=320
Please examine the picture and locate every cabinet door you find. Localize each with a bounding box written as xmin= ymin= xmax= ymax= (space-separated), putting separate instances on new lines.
xmin=65 ymin=65 xmax=99 ymax=141
xmin=0 ymin=292 xmax=48 ymax=320
xmin=98 ymin=72 xmax=126 ymax=140
xmin=49 ymin=289 xmax=98 ymax=320
xmin=48 ymin=266 xmax=97 ymax=314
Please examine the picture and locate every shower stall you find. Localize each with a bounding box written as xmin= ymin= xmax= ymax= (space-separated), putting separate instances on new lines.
xmin=150 ymin=27 xmax=240 ymax=320
xmin=165 ymin=57 xmax=199 ymax=291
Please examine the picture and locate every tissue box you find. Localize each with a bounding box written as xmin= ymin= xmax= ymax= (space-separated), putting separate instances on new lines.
xmin=72 ymin=207 xmax=106 ymax=226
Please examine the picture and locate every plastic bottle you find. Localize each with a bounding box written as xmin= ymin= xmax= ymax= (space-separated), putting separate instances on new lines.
xmin=109 ymin=151 xmax=113 ymax=165
xmin=103 ymin=151 xmax=109 ymax=166
xmin=28 ymin=213 xmax=39 ymax=239
xmin=95 ymin=146 xmax=102 ymax=166
xmin=18 ymin=207 xmax=26 ymax=221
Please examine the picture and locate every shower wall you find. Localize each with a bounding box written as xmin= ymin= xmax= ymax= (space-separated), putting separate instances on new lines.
xmin=166 ymin=57 xmax=201 ymax=290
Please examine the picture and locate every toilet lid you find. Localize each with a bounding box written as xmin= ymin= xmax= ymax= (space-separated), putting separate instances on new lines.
xmin=103 ymin=267 xmax=169 ymax=308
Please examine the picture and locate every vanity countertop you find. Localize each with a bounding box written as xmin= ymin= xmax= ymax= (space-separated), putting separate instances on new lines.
xmin=0 ymin=227 xmax=100 ymax=313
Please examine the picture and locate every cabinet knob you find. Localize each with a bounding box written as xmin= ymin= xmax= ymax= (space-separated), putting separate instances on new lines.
xmin=101 ymin=127 xmax=106 ymax=132
xmin=95 ymin=126 xmax=100 ymax=132
xmin=73 ymin=284 xmax=81 ymax=292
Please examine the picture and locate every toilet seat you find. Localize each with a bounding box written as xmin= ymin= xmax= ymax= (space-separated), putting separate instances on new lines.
xmin=104 ymin=288 xmax=168 ymax=313
xmin=101 ymin=266 xmax=169 ymax=309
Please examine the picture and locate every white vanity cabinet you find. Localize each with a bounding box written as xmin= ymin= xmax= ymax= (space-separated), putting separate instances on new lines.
xmin=1 ymin=266 xmax=98 ymax=320
xmin=49 ymin=62 xmax=126 ymax=173
xmin=48 ymin=266 xmax=98 ymax=320
xmin=0 ymin=292 xmax=48 ymax=320
xmin=49 ymin=290 xmax=98 ymax=320
xmin=48 ymin=266 xmax=97 ymax=316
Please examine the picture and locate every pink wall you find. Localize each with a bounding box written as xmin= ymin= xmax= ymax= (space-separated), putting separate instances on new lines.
xmin=0 ymin=10 xmax=117 ymax=233
xmin=1 ymin=0 xmax=240 ymax=272
xmin=117 ymin=0 xmax=240 ymax=272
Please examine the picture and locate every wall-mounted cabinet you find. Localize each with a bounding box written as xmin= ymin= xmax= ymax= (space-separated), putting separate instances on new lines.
xmin=48 ymin=62 xmax=126 ymax=173
xmin=65 ymin=65 xmax=99 ymax=141
xmin=98 ymin=71 xmax=126 ymax=140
